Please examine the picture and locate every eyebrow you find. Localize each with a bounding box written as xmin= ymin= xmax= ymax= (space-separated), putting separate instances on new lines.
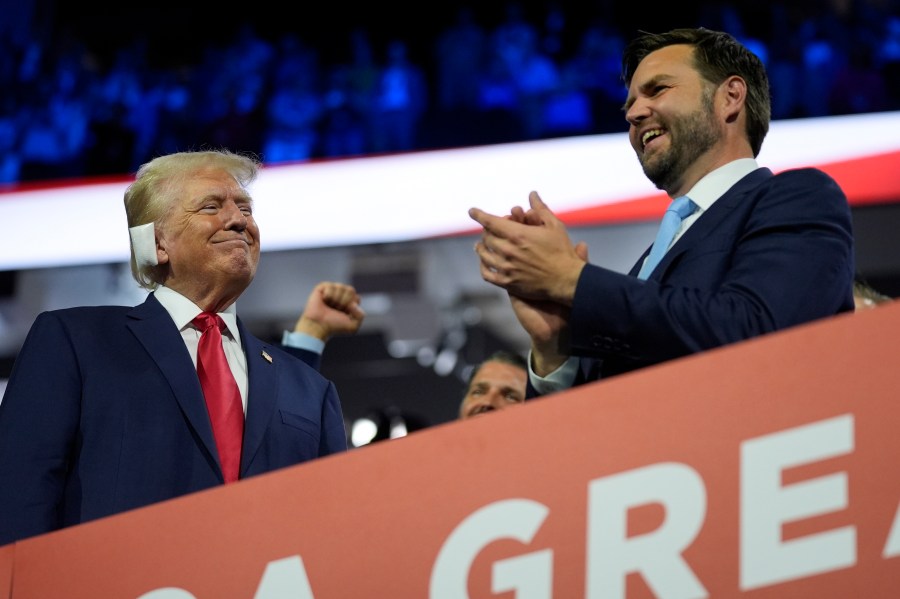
xmin=622 ymin=73 xmax=674 ymax=112
xmin=194 ymin=192 xmax=253 ymax=205
xmin=469 ymin=381 xmax=522 ymax=395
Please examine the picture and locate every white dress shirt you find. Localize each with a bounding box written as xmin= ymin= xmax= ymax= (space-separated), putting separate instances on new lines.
xmin=153 ymin=285 xmax=248 ymax=414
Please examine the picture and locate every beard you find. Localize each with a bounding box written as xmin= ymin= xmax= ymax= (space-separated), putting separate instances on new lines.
xmin=640 ymin=90 xmax=720 ymax=191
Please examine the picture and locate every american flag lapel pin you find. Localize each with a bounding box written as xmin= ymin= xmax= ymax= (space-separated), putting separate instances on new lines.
xmin=261 ymin=350 xmax=273 ymax=363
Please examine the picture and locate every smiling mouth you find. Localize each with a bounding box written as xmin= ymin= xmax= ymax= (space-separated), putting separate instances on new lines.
xmin=641 ymin=128 xmax=665 ymax=149
xmin=216 ymin=238 xmax=249 ymax=246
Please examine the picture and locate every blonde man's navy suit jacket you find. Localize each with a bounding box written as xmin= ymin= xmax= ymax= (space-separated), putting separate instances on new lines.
xmin=0 ymin=292 xmax=347 ymax=545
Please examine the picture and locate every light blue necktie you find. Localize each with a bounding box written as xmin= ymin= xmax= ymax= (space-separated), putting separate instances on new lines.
xmin=637 ymin=196 xmax=696 ymax=280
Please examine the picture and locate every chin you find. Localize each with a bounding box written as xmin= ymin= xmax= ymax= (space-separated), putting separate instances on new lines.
xmin=222 ymin=256 xmax=257 ymax=279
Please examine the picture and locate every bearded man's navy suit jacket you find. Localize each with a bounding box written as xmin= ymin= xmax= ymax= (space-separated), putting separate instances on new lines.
xmin=0 ymin=292 xmax=346 ymax=545
xmin=548 ymin=167 xmax=856 ymax=389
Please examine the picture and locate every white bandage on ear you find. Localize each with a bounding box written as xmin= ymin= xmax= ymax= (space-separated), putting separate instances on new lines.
xmin=129 ymin=222 xmax=158 ymax=267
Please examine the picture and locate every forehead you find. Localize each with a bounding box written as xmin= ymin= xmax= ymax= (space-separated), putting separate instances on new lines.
xmin=632 ymin=43 xmax=696 ymax=82
xmin=471 ymin=361 xmax=526 ymax=387
xmin=178 ymin=167 xmax=251 ymax=204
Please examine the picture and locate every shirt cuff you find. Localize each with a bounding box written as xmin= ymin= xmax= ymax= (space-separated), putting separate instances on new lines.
xmin=527 ymin=351 xmax=579 ymax=395
xmin=281 ymin=330 xmax=325 ymax=355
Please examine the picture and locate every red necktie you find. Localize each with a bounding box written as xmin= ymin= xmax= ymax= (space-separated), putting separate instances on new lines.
xmin=193 ymin=312 xmax=244 ymax=483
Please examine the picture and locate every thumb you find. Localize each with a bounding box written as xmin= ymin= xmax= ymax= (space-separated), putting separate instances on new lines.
xmin=349 ymin=302 xmax=366 ymax=319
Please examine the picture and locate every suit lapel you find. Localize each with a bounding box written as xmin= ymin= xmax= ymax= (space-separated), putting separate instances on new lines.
xmin=126 ymin=294 xmax=221 ymax=476
xmin=630 ymin=247 xmax=651 ymax=277
xmin=646 ymin=168 xmax=773 ymax=280
xmin=239 ymin=321 xmax=278 ymax=474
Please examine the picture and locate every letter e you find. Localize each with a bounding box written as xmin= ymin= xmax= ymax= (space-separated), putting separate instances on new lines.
xmin=740 ymin=414 xmax=855 ymax=589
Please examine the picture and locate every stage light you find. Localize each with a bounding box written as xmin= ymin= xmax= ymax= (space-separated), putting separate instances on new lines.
xmin=348 ymin=407 xmax=429 ymax=448
xmin=350 ymin=416 xmax=379 ymax=448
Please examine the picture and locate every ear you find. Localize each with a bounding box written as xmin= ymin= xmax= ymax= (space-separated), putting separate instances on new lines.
xmin=720 ymin=75 xmax=746 ymax=123
xmin=156 ymin=235 xmax=170 ymax=265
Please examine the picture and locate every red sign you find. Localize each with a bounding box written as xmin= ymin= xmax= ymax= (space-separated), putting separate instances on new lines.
xmin=5 ymin=303 xmax=900 ymax=598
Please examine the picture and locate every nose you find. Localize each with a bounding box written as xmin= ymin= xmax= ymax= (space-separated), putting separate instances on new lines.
xmin=222 ymin=201 xmax=248 ymax=230
xmin=625 ymin=97 xmax=649 ymax=127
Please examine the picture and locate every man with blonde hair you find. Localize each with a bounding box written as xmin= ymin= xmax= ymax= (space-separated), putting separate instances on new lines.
xmin=0 ymin=149 xmax=358 ymax=545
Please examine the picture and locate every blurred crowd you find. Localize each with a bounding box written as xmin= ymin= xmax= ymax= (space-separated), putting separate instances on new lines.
xmin=1 ymin=0 xmax=899 ymax=186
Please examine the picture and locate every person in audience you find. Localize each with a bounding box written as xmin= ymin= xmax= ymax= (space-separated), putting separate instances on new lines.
xmin=468 ymin=27 xmax=855 ymax=398
xmin=0 ymin=149 xmax=353 ymax=546
xmin=459 ymin=350 xmax=528 ymax=419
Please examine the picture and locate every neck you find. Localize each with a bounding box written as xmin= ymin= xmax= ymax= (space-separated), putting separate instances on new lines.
xmin=165 ymin=280 xmax=244 ymax=314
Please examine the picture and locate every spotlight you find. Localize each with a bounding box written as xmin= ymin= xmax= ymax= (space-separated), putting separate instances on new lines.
xmin=348 ymin=407 xmax=428 ymax=448
xmin=350 ymin=416 xmax=380 ymax=447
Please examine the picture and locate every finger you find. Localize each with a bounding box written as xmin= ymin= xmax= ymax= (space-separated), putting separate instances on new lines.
xmin=346 ymin=292 xmax=363 ymax=314
xmin=475 ymin=229 xmax=502 ymax=257
xmin=528 ymin=191 xmax=565 ymax=229
xmin=317 ymin=281 xmax=344 ymax=301
xmin=473 ymin=240 xmax=494 ymax=265
xmin=334 ymin=290 xmax=360 ymax=311
xmin=478 ymin=259 xmax=503 ymax=286
xmin=474 ymin=241 xmax=506 ymax=278
xmin=475 ymin=236 xmax=511 ymax=269
xmin=528 ymin=191 xmax=547 ymax=210
xmin=522 ymin=209 xmax=543 ymax=226
xmin=468 ymin=207 xmax=491 ymax=227
xmin=470 ymin=207 xmax=517 ymax=238
xmin=320 ymin=283 xmax=350 ymax=308
xmin=332 ymin=285 xmax=354 ymax=305
xmin=319 ymin=283 xmax=338 ymax=304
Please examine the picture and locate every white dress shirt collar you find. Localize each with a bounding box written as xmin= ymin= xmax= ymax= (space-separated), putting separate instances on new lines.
xmin=153 ymin=285 xmax=241 ymax=343
xmin=682 ymin=158 xmax=759 ymax=212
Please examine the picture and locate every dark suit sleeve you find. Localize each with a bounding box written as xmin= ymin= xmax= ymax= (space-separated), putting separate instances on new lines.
xmin=279 ymin=346 xmax=338 ymax=455
xmin=319 ymin=381 xmax=348 ymax=455
xmin=568 ymin=168 xmax=854 ymax=374
xmin=279 ymin=345 xmax=346 ymax=455
xmin=0 ymin=312 xmax=79 ymax=545
xmin=280 ymin=344 xmax=322 ymax=372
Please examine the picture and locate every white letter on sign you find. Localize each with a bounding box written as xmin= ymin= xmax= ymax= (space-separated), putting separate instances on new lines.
xmin=884 ymin=501 xmax=900 ymax=558
xmin=430 ymin=499 xmax=551 ymax=599
xmin=136 ymin=590 xmax=195 ymax=599
xmin=254 ymin=555 xmax=315 ymax=598
xmin=586 ymin=462 xmax=708 ymax=599
xmin=740 ymin=414 xmax=855 ymax=590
